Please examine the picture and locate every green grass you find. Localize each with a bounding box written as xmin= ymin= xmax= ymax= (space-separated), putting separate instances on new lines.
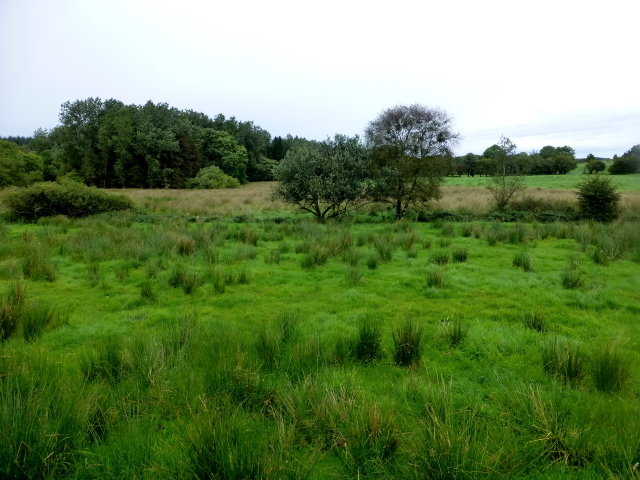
xmin=0 ymin=211 xmax=639 ymax=478
xmin=445 ymin=168 xmax=640 ymax=191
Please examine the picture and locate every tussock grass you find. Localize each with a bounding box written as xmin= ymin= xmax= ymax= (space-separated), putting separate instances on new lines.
xmin=452 ymin=246 xmax=469 ymax=263
xmin=392 ymin=318 xmax=424 ymax=367
xmin=439 ymin=317 xmax=467 ymax=347
xmin=513 ymin=251 xmax=533 ymax=272
xmin=426 ymin=265 xmax=446 ymax=288
xmin=351 ymin=319 xmax=383 ymax=364
xmin=591 ymin=340 xmax=632 ymax=393
xmin=542 ymin=336 xmax=585 ymax=384
xmin=523 ymin=308 xmax=548 ymax=332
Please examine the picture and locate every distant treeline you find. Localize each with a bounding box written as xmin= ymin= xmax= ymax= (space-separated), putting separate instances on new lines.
xmin=1 ymin=98 xmax=639 ymax=189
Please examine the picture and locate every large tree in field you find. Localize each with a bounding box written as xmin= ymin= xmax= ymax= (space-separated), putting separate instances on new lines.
xmin=272 ymin=135 xmax=370 ymax=219
xmin=365 ymin=104 xmax=459 ymax=220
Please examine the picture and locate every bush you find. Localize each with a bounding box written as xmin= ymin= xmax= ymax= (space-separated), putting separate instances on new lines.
xmin=576 ymin=175 xmax=620 ymax=222
xmin=4 ymin=180 xmax=133 ymax=220
xmin=186 ymin=165 xmax=240 ymax=189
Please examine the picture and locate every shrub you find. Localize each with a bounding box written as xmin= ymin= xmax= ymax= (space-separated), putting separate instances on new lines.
xmin=186 ymin=165 xmax=240 ymax=189
xmin=4 ymin=180 xmax=133 ymax=220
xmin=392 ymin=319 xmax=424 ymax=367
xmin=576 ymin=175 xmax=620 ymax=222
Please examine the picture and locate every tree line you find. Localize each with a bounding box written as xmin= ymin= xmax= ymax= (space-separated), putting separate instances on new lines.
xmin=1 ymin=98 xmax=638 ymax=193
xmin=3 ymin=98 xmax=303 ymax=188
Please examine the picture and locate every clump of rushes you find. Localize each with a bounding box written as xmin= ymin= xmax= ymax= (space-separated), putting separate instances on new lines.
xmin=523 ymin=308 xmax=548 ymax=332
xmin=373 ymin=236 xmax=394 ymax=262
xmin=351 ymin=319 xmax=383 ymax=364
xmin=21 ymin=245 xmax=56 ymax=281
xmin=392 ymin=318 xmax=424 ymax=367
xmin=140 ymin=279 xmax=155 ymax=301
xmin=426 ymin=265 xmax=446 ymax=288
xmin=513 ymin=251 xmax=533 ymax=272
xmin=440 ymin=222 xmax=455 ymax=237
xmin=21 ymin=300 xmax=57 ymax=342
xmin=346 ymin=265 xmax=364 ymax=284
xmin=452 ymin=247 xmax=468 ymax=263
xmin=429 ymin=250 xmax=450 ymax=265
xmin=0 ymin=282 xmax=27 ymax=340
xmin=591 ymin=340 xmax=631 ymax=393
xmin=560 ymin=255 xmax=584 ymax=289
xmin=542 ymin=336 xmax=585 ymax=384
xmin=439 ymin=317 xmax=467 ymax=347
xmin=366 ymin=254 xmax=379 ymax=270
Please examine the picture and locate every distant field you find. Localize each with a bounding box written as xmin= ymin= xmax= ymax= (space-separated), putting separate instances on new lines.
xmin=444 ymin=169 xmax=640 ymax=191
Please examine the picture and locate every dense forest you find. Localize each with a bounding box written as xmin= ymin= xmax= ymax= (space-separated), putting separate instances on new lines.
xmin=2 ymin=98 xmax=303 ymax=188
xmin=1 ymin=98 xmax=639 ymax=189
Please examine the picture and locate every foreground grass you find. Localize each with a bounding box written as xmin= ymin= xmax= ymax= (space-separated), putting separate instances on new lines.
xmin=1 ymin=212 xmax=639 ymax=478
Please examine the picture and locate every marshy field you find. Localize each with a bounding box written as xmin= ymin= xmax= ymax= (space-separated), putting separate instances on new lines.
xmin=1 ymin=175 xmax=640 ymax=479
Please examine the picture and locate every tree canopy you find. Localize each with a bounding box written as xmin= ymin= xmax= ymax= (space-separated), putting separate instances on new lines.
xmin=365 ymin=104 xmax=459 ymax=220
xmin=22 ymin=97 xmax=301 ymax=188
xmin=272 ymin=135 xmax=371 ymax=219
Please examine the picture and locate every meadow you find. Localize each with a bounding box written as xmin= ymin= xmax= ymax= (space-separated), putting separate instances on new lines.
xmin=1 ymin=181 xmax=640 ymax=479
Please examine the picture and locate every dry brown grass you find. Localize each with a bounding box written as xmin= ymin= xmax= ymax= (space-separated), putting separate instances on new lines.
xmin=1 ymin=181 xmax=638 ymax=218
xmin=107 ymin=182 xmax=292 ymax=217
xmin=432 ymin=186 xmax=640 ymax=216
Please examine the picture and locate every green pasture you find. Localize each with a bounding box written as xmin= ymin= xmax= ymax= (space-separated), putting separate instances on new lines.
xmin=445 ymin=168 xmax=640 ymax=191
xmin=1 ymin=211 xmax=640 ymax=478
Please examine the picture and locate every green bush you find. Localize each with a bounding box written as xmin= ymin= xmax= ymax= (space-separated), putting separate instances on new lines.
xmin=186 ymin=165 xmax=240 ymax=189
xmin=576 ymin=175 xmax=620 ymax=222
xmin=4 ymin=180 xmax=133 ymax=220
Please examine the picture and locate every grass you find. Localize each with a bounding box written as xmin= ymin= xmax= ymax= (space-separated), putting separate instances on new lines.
xmin=0 ymin=192 xmax=639 ymax=478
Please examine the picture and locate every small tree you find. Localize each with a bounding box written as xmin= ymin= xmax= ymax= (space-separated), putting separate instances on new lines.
xmin=584 ymin=159 xmax=606 ymax=174
xmin=272 ymin=135 xmax=370 ymax=219
xmin=576 ymin=175 xmax=620 ymax=222
xmin=365 ymin=104 xmax=459 ymax=220
xmin=487 ymin=136 xmax=527 ymax=211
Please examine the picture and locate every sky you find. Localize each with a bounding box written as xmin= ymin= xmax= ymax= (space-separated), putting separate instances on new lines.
xmin=0 ymin=0 xmax=638 ymax=158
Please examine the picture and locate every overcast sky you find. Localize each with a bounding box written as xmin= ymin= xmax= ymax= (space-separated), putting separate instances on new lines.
xmin=1 ymin=0 xmax=638 ymax=157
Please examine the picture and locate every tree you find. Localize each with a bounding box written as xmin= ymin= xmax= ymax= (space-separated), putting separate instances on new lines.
xmin=585 ymin=159 xmax=606 ymax=174
xmin=364 ymin=104 xmax=459 ymax=220
xmin=199 ymin=129 xmax=249 ymax=183
xmin=487 ymin=136 xmax=527 ymax=211
xmin=609 ymin=145 xmax=640 ymax=174
xmin=577 ymin=175 xmax=620 ymax=222
xmin=0 ymin=140 xmax=43 ymax=187
xmin=272 ymin=135 xmax=370 ymax=219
